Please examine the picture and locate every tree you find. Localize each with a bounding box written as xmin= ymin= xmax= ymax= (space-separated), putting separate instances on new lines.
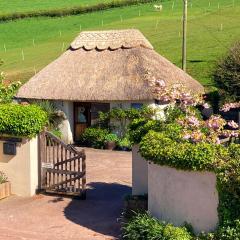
xmin=214 ymin=41 xmax=240 ymax=101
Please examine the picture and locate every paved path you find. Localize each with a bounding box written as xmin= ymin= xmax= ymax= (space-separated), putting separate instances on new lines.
xmin=0 ymin=148 xmax=132 ymax=240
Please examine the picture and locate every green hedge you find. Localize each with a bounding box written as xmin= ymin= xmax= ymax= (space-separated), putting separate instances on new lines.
xmin=0 ymin=104 xmax=48 ymax=137
xmin=139 ymin=131 xmax=219 ymax=171
xmin=122 ymin=212 xmax=192 ymax=240
xmin=0 ymin=0 xmax=158 ymax=22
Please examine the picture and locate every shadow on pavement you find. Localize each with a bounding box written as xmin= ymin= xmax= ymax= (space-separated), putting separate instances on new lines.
xmin=63 ymin=182 xmax=131 ymax=238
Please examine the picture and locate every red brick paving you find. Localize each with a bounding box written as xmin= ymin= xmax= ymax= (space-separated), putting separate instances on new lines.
xmin=0 ymin=148 xmax=132 ymax=240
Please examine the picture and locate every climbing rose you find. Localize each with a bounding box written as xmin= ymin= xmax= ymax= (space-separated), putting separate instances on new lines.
xmin=228 ymin=120 xmax=239 ymax=129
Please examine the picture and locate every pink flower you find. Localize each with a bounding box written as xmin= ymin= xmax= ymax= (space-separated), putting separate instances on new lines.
xmin=216 ymin=138 xmax=221 ymax=144
xmin=228 ymin=120 xmax=239 ymax=129
xmin=156 ymin=79 xmax=166 ymax=87
xmin=183 ymin=134 xmax=191 ymax=140
xmin=203 ymin=103 xmax=210 ymax=109
xmin=220 ymin=102 xmax=240 ymax=112
xmin=187 ymin=116 xmax=200 ymax=127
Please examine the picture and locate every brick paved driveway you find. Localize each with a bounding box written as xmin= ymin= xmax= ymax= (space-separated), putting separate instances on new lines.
xmin=0 ymin=148 xmax=132 ymax=240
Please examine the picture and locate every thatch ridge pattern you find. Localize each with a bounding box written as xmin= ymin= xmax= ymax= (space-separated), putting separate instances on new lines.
xmin=71 ymin=29 xmax=154 ymax=51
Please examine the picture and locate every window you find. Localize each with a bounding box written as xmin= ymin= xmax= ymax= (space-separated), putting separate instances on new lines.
xmin=131 ymin=103 xmax=143 ymax=110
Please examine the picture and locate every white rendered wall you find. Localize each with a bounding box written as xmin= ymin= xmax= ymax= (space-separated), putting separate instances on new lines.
xmin=132 ymin=145 xmax=148 ymax=195
xmin=148 ymin=163 xmax=219 ymax=234
xmin=0 ymin=137 xmax=38 ymax=197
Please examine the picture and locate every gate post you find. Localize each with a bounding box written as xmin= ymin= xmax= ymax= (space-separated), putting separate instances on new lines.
xmin=38 ymin=130 xmax=47 ymax=192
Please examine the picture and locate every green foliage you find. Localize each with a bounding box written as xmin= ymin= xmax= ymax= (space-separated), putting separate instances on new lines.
xmin=50 ymin=128 xmax=62 ymax=139
xmin=79 ymin=127 xmax=108 ymax=148
xmin=99 ymin=106 xmax=156 ymax=137
xmin=214 ymin=41 xmax=240 ymax=101
xmin=0 ymin=0 xmax=157 ymax=22
xmin=0 ymin=104 xmax=48 ymax=137
xmin=104 ymin=133 xmax=119 ymax=142
xmin=0 ymin=70 xmax=21 ymax=103
xmin=118 ymin=137 xmax=132 ymax=150
xmin=0 ymin=171 xmax=7 ymax=184
xmin=140 ymin=131 xmax=217 ymax=171
xmin=122 ymin=212 xmax=192 ymax=240
xmin=128 ymin=118 xmax=163 ymax=144
xmin=35 ymin=101 xmax=65 ymax=130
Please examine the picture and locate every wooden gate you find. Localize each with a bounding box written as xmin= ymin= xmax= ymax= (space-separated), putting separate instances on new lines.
xmin=38 ymin=130 xmax=86 ymax=199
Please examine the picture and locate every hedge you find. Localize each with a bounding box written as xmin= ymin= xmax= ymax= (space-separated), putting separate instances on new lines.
xmin=0 ymin=104 xmax=48 ymax=137
xmin=0 ymin=0 xmax=160 ymax=22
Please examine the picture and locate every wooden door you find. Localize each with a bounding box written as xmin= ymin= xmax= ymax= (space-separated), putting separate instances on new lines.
xmin=74 ymin=103 xmax=91 ymax=142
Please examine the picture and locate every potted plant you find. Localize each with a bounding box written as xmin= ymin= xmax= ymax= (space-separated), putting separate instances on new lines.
xmin=0 ymin=171 xmax=11 ymax=200
xmin=104 ymin=133 xmax=119 ymax=150
xmin=118 ymin=137 xmax=132 ymax=151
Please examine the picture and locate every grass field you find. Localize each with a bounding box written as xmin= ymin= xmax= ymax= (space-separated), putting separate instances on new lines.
xmin=0 ymin=0 xmax=239 ymax=90
xmin=0 ymin=0 xmax=112 ymax=15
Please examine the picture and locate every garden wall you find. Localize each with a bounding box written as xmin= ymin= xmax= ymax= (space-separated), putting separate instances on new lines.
xmin=132 ymin=145 xmax=148 ymax=195
xmin=148 ymin=163 xmax=219 ymax=234
xmin=132 ymin=145 xmax=220 ymax=233
xmin=0 ymin=137 xmax=38 ymax=197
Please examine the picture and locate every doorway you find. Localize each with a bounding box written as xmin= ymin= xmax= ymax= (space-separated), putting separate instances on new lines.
xmin=74 ymin=102 xmax=91 ymax=142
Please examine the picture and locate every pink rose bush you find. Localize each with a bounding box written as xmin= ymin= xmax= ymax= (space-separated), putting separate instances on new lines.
xmin=149 ymin=78 xmax=240 ymax=144
xmin=220 ymin=102 xmax=240 ymax=112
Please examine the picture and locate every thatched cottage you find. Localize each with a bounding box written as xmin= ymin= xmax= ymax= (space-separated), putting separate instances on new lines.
xmin=17 ymin=29 xmax=203 ymax=143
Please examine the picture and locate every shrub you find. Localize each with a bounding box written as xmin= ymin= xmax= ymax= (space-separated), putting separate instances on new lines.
xmin=50 ymin=128 xmax=62 ymax=139
xmin=214 ymin=41 xmax=240 ymax=101
xmin=35 ymin=101 xmax=65 ymax=130
xmin=139 ymin=131 xmax=218 ymax=171
xmin=104 ymin=133 xmax=119 ymax=143
xmin=79 ymin=127 xmax=108 ymax=148
xmin=0 ymin=66 xmax=21 ymax=103
xmin=128 ymin=118 xmax=163 ymax=144
xmin=122 ymin=212 xmax=192 ymax=240
xmin=0 ymin=104 xmax=48 ymax=137
xmin=118 ymin=137 xmax=132 ymax=150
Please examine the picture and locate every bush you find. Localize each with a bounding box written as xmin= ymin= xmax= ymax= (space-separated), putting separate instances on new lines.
xmin=0 ymin=104 xmax=48 ymax=137
xmin=214 ymin=41 xmax=240 ymax=101
xmin=139 ymin=131 xmax=218 ymax=171
xmin=104 ymin=133 xmax=119 ymax=142
xmin=79 ymin=127 xmax=108 ymax=148
xmin=35 ymin=101 xmax=65 ymax=130
xmin=118 ymin=137 xmax=132 ymax=150
xmin=122 ymin=212 xmax=192 ymax=240
xmin=128 ymin=118 xmax=163 ymax=144
xmin=50 ymin=128 xmax=62 ymax=139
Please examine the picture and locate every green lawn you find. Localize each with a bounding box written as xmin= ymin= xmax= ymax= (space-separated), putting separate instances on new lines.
xmin=0 ymin=0 xmax=239 ymax=90
xmin=0 ymin=0 xmax=112 ymax=15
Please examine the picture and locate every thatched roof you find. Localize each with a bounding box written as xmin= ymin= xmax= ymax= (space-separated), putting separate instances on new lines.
xmin=17 ymin=29 xmax=204 ymax=101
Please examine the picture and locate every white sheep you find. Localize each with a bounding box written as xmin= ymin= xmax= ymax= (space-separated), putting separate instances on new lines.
xmin=154 ymin=4 xmax=163 ymax=11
